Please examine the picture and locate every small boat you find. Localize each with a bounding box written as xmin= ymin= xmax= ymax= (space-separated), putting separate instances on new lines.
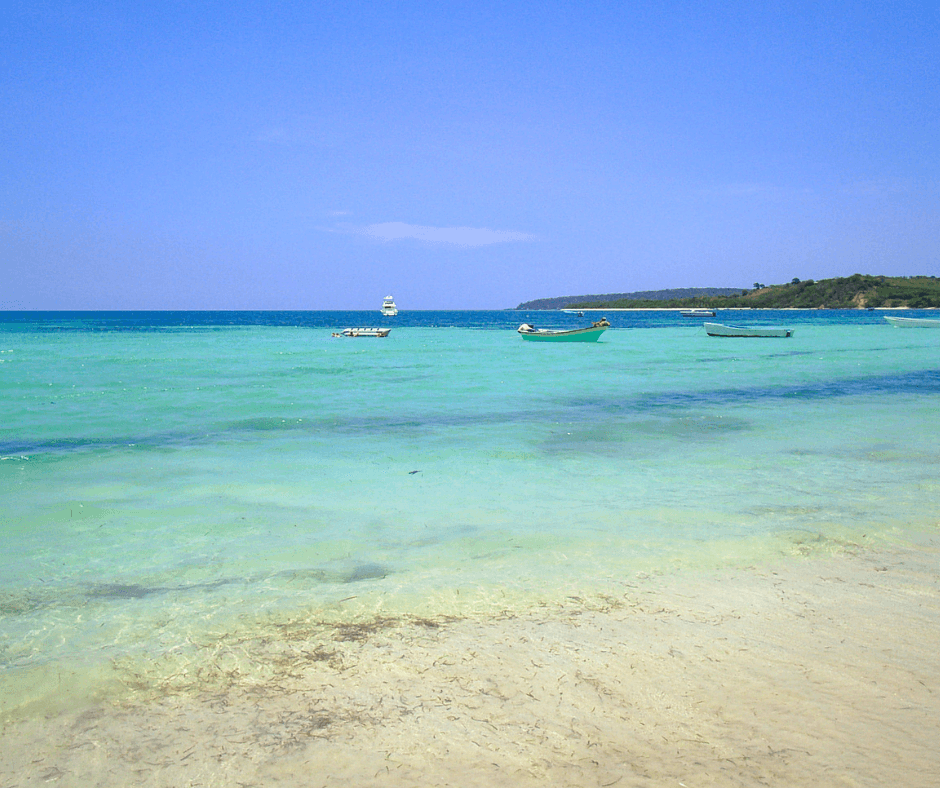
xmin=517 ymin=318 xmax=610 ymax=342
xmin=381 ymin=296 xmax=398 ymax=316
xmin=332 ymin=327 xmax=391 ymax=337
xmin=562 ymin=309 xmax=585 ymax=316
xmin=704 ymin=322 xmax=793 ymax=338
xmin=884 ymin=315 xmax=940 ymax=328
xmin=680 ymin=308 xmax=717 ymax=317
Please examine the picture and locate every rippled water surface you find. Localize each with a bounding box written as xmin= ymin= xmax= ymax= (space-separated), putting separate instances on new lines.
xmin=2 ymin=309 xmax=939 ymax=715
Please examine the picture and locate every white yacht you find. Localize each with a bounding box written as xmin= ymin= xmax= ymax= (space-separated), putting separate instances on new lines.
xmin=381 ymin=295 xmax=398 ymax=316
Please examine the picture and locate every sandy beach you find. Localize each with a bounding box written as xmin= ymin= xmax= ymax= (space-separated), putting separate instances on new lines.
xmin=2 ymin=532 xmax=937 ymax=788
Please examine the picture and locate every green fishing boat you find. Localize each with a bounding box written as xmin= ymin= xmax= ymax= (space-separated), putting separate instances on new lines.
xmin=517 ymin=317 xmax=610 ymax=342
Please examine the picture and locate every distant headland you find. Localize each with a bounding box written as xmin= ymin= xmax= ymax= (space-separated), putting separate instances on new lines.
xmin=515 ymin=275 xmax=940 ymax=310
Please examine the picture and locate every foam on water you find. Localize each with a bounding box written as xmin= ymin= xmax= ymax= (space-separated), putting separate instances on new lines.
xmin=2 ymin=311 xmax=939 ymax=718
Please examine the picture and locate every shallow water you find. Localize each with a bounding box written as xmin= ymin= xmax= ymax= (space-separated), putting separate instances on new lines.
xmin=2 ymin=309 xmax=939 ymax=717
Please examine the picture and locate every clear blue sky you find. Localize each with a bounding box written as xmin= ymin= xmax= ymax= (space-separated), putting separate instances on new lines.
xmin=3 ymin=1 xmax=938 ymax=309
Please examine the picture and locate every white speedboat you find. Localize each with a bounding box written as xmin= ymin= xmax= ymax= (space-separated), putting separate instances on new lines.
xmin=704 ymin=322 xmax=793 ymax=338
xmin=517 ymin=318 xmax=610 ymax=342
xmin=332 ymin=327 xmax=391 ymax=337
xmin=381 ymin=296 xmax=398 ymax=316
xmin=680 ymin=308 xmax=716 ymax=317
xmin=884 ymin=315 xmax=940 ymax=328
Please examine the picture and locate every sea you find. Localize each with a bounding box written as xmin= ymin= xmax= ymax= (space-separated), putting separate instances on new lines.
xmin=2 ymin=309 xmax=939 ymax=720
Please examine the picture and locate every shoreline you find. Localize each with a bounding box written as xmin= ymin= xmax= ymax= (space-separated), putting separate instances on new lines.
xmin=3 ymin=533 xmax=938 ymax=787
xmin=549 ymin=306 xmax=925 ymax=312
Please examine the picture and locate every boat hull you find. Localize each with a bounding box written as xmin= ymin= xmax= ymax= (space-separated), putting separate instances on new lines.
xmin=519 ymin=326 xmax=607 ymax=342
xmin=704 ymin=322 xmax=793 ymax=338
xmin=884 ymin=316 xmax=940 ymax=328
xmin=334 ymin=328 xmax=391 ymax=337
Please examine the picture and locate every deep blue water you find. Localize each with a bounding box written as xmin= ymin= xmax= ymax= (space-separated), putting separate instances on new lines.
xmin=0 ymin=307 xmax=915 ymax=331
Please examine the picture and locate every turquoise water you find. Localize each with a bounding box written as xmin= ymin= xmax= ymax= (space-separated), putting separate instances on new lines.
xmin=2 ymin=310 xmax=939 ymax=715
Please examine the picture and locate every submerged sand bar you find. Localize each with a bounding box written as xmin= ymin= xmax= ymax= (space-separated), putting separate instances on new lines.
xmin=2 ymin=535 xmax=939 ymax=788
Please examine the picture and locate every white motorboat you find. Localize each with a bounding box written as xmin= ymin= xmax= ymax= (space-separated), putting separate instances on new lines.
xmin=332 ymin=327 xmax=391 ymax=337
xmin=680 ymin=308 xmax=717 ymax=317
xmin=381 ymin=296 xmax=398 ymax=316
xmin=704 ymin=322 xmax=793 ymax=338
xmin=883 ymin=315 xmax=940 ymax=328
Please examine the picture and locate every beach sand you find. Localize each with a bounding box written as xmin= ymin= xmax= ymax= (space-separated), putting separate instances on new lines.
xmin=2 ymin=534 xmax=938 ymax=788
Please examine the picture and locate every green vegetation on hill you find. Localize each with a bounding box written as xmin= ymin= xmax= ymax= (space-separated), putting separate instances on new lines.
xmin=565 ymin=275 xmax=940 ymax=310
xmin=515 ymin=288 xmax=743 ymax=310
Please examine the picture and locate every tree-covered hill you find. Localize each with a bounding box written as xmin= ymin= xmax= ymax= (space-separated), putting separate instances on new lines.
xmin=561 ymin=275 xmax=940 ymax=310
xmin=515 ymin=288 xmax=745 ymax=310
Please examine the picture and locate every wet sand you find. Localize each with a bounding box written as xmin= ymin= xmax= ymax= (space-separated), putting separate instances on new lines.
xmin=3 ymin=534 xmax=938 ymax=788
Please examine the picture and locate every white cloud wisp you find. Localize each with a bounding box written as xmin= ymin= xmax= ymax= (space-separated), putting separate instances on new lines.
xmin=355 ymin=222 xmax=538 ymax=247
